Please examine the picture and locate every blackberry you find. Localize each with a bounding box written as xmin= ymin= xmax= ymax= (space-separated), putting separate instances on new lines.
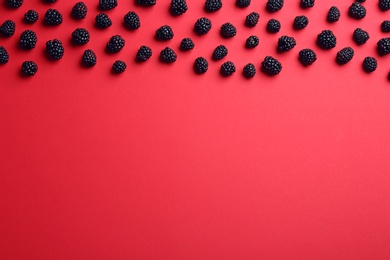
xmin=112 ymin=60 xmax=127 ymax=73
xmin=46 ymin=39 xmax=64 ymax=60
xmin=381 ymin=21 xmax=390 ymax=32
xmin=220 ymin=61 xmax=236 ymax=77
xmin=180 ymin=38 xmax=195 ymax=51
xmin=106 ymin=35 xmax=125 ymax=53
xmin=136 ymin=45 xmax=152 ymax=62
xmin=336 ymin=47 xmax=354 ymax=65
xmin=21 ymin=61 xmax=38 ymax=76
xmin=267 ymin=19 xmax=281 ymax=33
xmin=266 ymin=0 xmax=284 ymax=13
xmin=348 ymin=2 xmax=366 ymax=20
xmin=136 ymin=0 xmax=156 ymax=7
xmin=0 ymin=46 xmax=9 ymax=64
xmin=99 ymin=0 xmax=117 ymax=10
xmin=353 ymin=28 xmax=369 ymax=45
xmin=362 ymin=57 xmax=377 ymax=73
xmin=170 ymin=0 xmax=188 ymax=16
xmin=194 ymin=57 xmax=208 ymax=74
xmin=298 ymin=48 xmax=317 ymax=66
xmin=205 ymin=0 xmax=222 ymax=12
xmin=293 ymin=16 xmax=308 ymax=30
xmin=212 ymin=45 xmax=228 ymax=60
xmin=72 ymin=2 xmax=88 ymax=20
xmin=356 ymin=0 xmax=365 ymax=2
xmin=155 ymin=25 xmax=174 ymax=41
xmin=317 ymin=30 xmax=337 ymax=50
xmin=388 ymin=72 xmax=390 ymax=81
xmin=377 ymin=38 xmax=390 ymax=56
xmin=81 ymin=49 xmax=97 ymax=67
xmin=236 ymin=0 xmax=250 ymax=8
xmin=245 ymin=35 xmax=259 ymax=49
xmin=300 ymin=0 xmax=314 ymax=8
xmin=245 ymin=12 xmax=259 ymax=27
xmin=220 ymin=23 xmax=237 ymax=38
xmin=0 ymin=20 xmax=16 ymax=37
xmin=159 ymin=47 xmax=177 ymax=63
xmin=243 ymin=63 xmax=256 ymax=78
xmin=19 ymin=30 xmax=37 ymax=50
xmin=44 ymin=9 xmax=63 ymax=26
xmin=327 ymin=6 xmax=340 ymax=23
xmin=194 ymin=17 xmax=212 ymax=35
xmin=261 ymin=56 xmax=282 ymax=76
xmin=95 ymin=13 xmax=112 ymax=29
xmin=24 ymin=10 xmax=39 ymax=24
xmin=277 ymin=36 xmax=296 ymax=53
xmin=6 ymin=0 xmax=23 ymax=8
xmin=379 ymin=0 xmax=390 ymax=11
xmin=124 ymin=11 xmax=140 ymax=30
xmin=43 ymin=0 xmax=56 ymax=3
xmin=72 ymin=28 xmax=90 ymax=45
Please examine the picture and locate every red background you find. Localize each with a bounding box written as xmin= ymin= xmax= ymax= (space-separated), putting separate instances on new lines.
xmin=1 ymin=0 xmax=390 ymax=259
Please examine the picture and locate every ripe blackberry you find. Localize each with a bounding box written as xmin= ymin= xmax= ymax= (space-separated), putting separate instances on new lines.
xmin=44 ymin=9 xmax=63 ymax=26
xmin=377 ymin=38 xmax=390 ymax=56
xmin=155 ymin=25 xmax=174 ymax=41
xmin=72 ymin=2 xmax=88 ymax=20
xmin=245 ymin=35 xmax=259 ymax=49
xmin=6 ymin=0 xmax=23 ymax=8
xmin=106 ymin=35 xmax=125 ymax=53
xmin=266 ymin=0 xmax=284 ymax=13
xmin=381 ymin=21 xmax=390 ymax=32
xmin=236 ymin=0 xmax=250 ymax=8
xmin=300 ymin=0 xmax=314 ymax=8
xmin=43 ymin=0 xmax=57 ymax=3
xmin=136 ymin=45 xmax=152 ymax=62
xmin=243 ymin=63 xmax=256 ymax=78
xmin=95 ymin=13 xmax=112 ymax=29
xmin=180 ymin=38 xmax=195 ymax=51
xmin=267 ymin=19 xmax=281 ymax=33
xmin=159 ymin=47 xmax=177 ymax=63
xmin=112 ymin=60 xmax=127 ymax=74
xmin=293 ymin=16 xmax=308 ymax=30
xmin=24 ymin=10 xmax=39 ymax=24
xmin=194 ymin=57 xmax=208 ymax=74
xmin=194 ymin=17 xmax=212 ymax=35
xmin=46 ymin=39 xmax=64 ymax=60
xmin=277 ymin=36 xmax=296 ymax=53
xmin=261 ymin=56 xmax=282 ymax=76
xmin=0 ymin=20 xmax=16 ymax=37
xmin=317 ymin=30 xmax=337 ymax=50
xmin=99 ymin=0 xmax=117 ymax=10
xmin=362 ymin=57 xmax=377 ymax=73
xmin=327 ymin=6 xmax=340 ymax=23
xmin=379 ymin=0 xmax=390 ymax=11
xmin=298 ymin=49 xmax=317 ymax=66
xmin=72 ymin=28 xmax=90 ymax=45
xmin=336 ymin=47 xmax=354 ymax=65
xmin=220 ymin=23 xmax=237 ymax=38
xmin=124 ymin=11 xmax=140 ymax=30
xmin=212 ymin=45 xmax=228 ymax=60
xmin=81 ymin=49 xmax=97 ymax=67
xmin=348 ymin=2 xmax=366 ymax=20
xmin=220 ymin=61 xmax=236 ymax=77
xmin=21 ymin=61 xmax=38 ymax=76
xmin=170 ymin=0 xmax=188 ymax=16
xmin=205 ymin=0 xmax=222 ymax=12
xmin=0 ymin=46 xmax=9 ymax=64
xmin=353 ymin=28 xmax=369 ymax=45
xmin=245 ymin=12 xmax=259 ymax=27
xmin=136 ymin=0 xmax=156 ymax=7
xmin=19 ymin=30 xmax=37 ymax=50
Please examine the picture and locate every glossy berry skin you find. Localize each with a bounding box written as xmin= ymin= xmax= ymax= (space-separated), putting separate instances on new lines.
xmin=0 ymin=20 xmax=16 ymax=37
xmin=212 ymin=45 xmax=228 ymax=61
xmin=245 ymin=12 xmax=259 ymax=27
xmin=21 ymin=61 xmax=38 ymax=76
xmin=236 ymin=0 xmax=251 ymax=8
xmin=205 ymin=0 xmax=222 ymax=12
xmin=381 ymin=21 xmax=390 ymax=32
xmin=95 ymin=13 xmax=112 ymax=29
xmin=24 ymin=10 xmax=39 ymax=24
xmin=106 ymin=35 xmax=125 ymax=53
xmin=0 ymin=46 xmax=9 ymax=64
xmin=220 ymin=23 xmax=237 ymax=38
xmin=136 ymin=0 xmax=156 ymax=7
xmin=194 ymin=18 xmax=212 ymax=35
xmin=6 ymin=0 xmax=23 ymax=8
xmin=266 ymin=0 xmax=284 ymax=13
xmin=220 ymin=61 xmax=236 ymax=77
xmin=353 ymin=28 xmax=370 ymax=45
xmin=112 ymin=60 xmax=127 ymax=73
xmin=159 ymin=47 xmax=177 ymax=63
xmin=44 ymin=9 xmax=63 ymax=26
xmin=267 ymin=19 xmax=281 ymax=33
xmin=124 ymin=11 xmax=140 ymax=30
xmin=46 ymin=39 xmax=64 ymax=60
xmin=194 ymin=57 xmax=209 ymax=74
xmin=245 ymin=36 xmax=259 ymax=49
xmin=327 ymin=6 xmax=340 ymax=23
xmin=362 ymin=57 xmax=377 ymax=73
xmin=300 ymin=0 xmax=314 ymax=8
xmin=317 ymin=30 xmax=337 ymax=50
xmin=170 ymin=0 xmax=188 ymax=16
xmin=155 ymin=25 xmax=174 ymax=41
xmin=243 ymin=63 xmax=256 ymax=78
xmin=379 ymin=0 xmax=390 ymax=11
xmin=99 ymin=0 xmax=118 ymax=10
xmin=336 ymin=47 xmax=354 ymax=65
xmin=298 ymin=49 xmax=317 ymax=66
xmin=136 ymin=46 xmax=152 ymax=62
xmin=180 ymin=38 xmax=195 ymax=51
xmin=72 ymin=28 xmax=90 ymax=45
xmin=377 ymin=38 xmax=390 ymax=56
xmin=277 ymin=36 xmax=296 ymax=53
xmin=72 ymin=2 xmax=88 ymax=20
xmin=19 ymin=30 xmax=38 ymax=50
xmin=81 ymin=49 xmax=97 ymax=67
xmin=293 ymin=16 xmax=308 ymax=30
xmin=261 ymin=56 xmax=282 ymax=76
xmin=348 ymin=2 xmax=366 ymax=20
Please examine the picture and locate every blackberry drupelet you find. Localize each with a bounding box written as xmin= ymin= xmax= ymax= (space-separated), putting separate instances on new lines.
xmin=298 ymin=49 xmax=317 ymax=66
xmin=266 ymin=0 xmax=284 ymax=13
xmin=155 ymin=25 xmax=174 ymax=41
xmin=362 ymin=57 xmax=377 ymax=73
xmin=327 ymin=6 xmax=340 ymax=23
xmin=243 ymin=63 xmax=256 ymax=78
xmin=81 ymin=49 xmax=97 ymax=67
xmin=261 ymin=56 xmax=282 ymax=76
xmin=348 ymin=2 xmax=366 ymax=20
xmin=106 ymin=35 xmax=125 ymax=53
xmin=44 ymin=9 xmax=63 ymax=26
xmin=136 ymin=0 xmax=156 ymax=7
xmin=0 ymin=46 xmax=9 ymax=64
xmin=124 ymin=11 xmax=140 ymax=30
xmin=24 ymin=10 xmax=39 ymax=24
xmin=277 ymin=36 xmax=296 ymax=53
xmin=300 ymin=0 xmax=314 ymax=9
xmin=381 ymin=21 xmax=390 ymax=32
xmin=180 ymin=38 xmax=195 ymax=51
xmin=0 ymin=20 xmax=16 ymax=37
xmin=353 ymin=28 xmax=369 ymax=45
xmin=99 ymin=0 xmax=117 ymax=10
xmin=21 ymin=61 xmax=38 ymax=76
xmin=19 ymin=30 xmax=37 ymax=50
xmin=112 ymin=60 xmax=127 ymax=73
xmin=377 ymin=38 xmax=390 ymax=56
xmin=293 ymin=15 xmax=308 ymax=30
xmin=194 ymin=57 xmax=208 ymax=74
xmin=236 ymin=0 xmax=250 ymax=8
xmin=95 ymin=13 xmax=112 ymax=29
xmin=159 ymin=47 xmax=177 ymax=63
xmin=212 ymin=45 xmax=228 ymax=60
xmin=72 ymin=2 xmax=88 ymax=20
xmin=136 ymin=46 xmax=152 ymax=62
xmin=220 ymin=61 xmax=236 ymax=77
xmin=46 ymin=39 xmax=64 ymax=60
xmin=267 ymin=19 xmax=281 ymax=33
xmin=6 ymin=0 xmax=23 ymax=8
xmin=205 ymin=0 xmax=222 ymax=12
xmin=379 ymin=0 xmax=390 ymax=11
xmin=336 ymin=47 xmax=354 ymax=65
xmin=220 ymin=23 xmax=237 ymax=38
xmin=317 ymin=30 xmax=337 ymax=50
xmin=170 ymin=0 xmax=188 ymax=16
xmin=245 ymin=35 xmax=259 ymax=49
xmin=194 ymin=18 xmax=212 ymax=35
xmin=72 ymin=28 xmax=90 ymax=45
xmin=245 ymin=12 xmax=259 ymax=27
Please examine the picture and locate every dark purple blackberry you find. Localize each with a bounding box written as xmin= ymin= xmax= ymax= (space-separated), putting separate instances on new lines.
xmin=43 ymin=0 xmax=56 ymax=3
xmin=95 ymin=13 xmax=112 ymax=29
xmin=293 ymin=16 xmax=308 ymax=30
xmin=245 ymin=35 xmax=259 ymax=49
xmin=245 ymin=12 xmax=259 ymax=27
xmin=0 ymin=46 xmax=9 ymax=64
xmin=136 ymin=0 xmax=156 ymax=7
xmin=388 ymin=72 xmax=390 ymax=81
xmin=261 ymin=56 xmax=282 ymax=76
xmin=381 ymin=21 xmax=390 ymax=32
xmin=24 ymin=10 xmax=39 ymax=24
xmin=356 ymin=0 xmax=365 ymax=2
xmin=267 ymin=19 xmax=281 ymax=33
xmin=19 ymin=30 xmax=37 ymax=50
xmin=170 ymin=0 xmax=188 ymax=16
xmin=160 ymin=47 xmax=177 ymax=63
xmin=106 ymin=35 xmax=125 ymax=53
xmin=212 ymin=45 xmax=228 ymax=60
xmin=46 ymin=39 xmax=64 ymax=60
xmin=194 ymin=17 xmax=212 ymax=35
xmin=21 ymin=61 xmax=38 ymax=76
xmin=220 ymin=23 xmax=237 ymax=38
xmin=377 ymin=38 xmax=390 ymax=56
xmin=99 ymin=0 xmax=117 ymax=10
xmin=300 ymin=0 xmax=314 ymax=8
xmin=353 ymin=28 xmax=369 ymax=45
xmin=0 ymin=20 xmax=16 ymax=37
xmin=155 ymin=25 xmax=174 ymax=41
xmin=44 ymin=9 xmax=63 ymax=26
xmin=379 ymin=0 xmax=390 ymax=11
xmin=243 ymin=63 xmax=256 ymax=78
xmin=277 ymin=36 xmax=296 ymax=53
xmin=6 ymin=0 xmax=23 ymax=8
xmin=72 ymin=28 xmax=90 ymax=45
xmin=362 ymin=57 xmax=377 ymax=73
xmin=180 ymin=38 xmax=195 ymax=51
xmin=194 ymin=57 xmax=209 ymax=74
xmin=336 ymin=47 xmax=354 ymax=65
xmin=298 ymin=48 xmax=317 ymax=66
xmin=136 ymin=45 xmax=152 ymax=62
xmin=327 ymin=6 xmax=340 ymax=23
xmin=205 ymin=0 xmax=222 ymax=12
xmin=220 ymin=61 xmax=236 ymax=77
xmin=112 ymin=60 xmax=127 ymax=73
xmin=72 ymin=2 xmax=88 ymax=20
xmin=124 ymin=11 xmax=140 ymax=30
xmin=317 ymin=30 xmax=337 ymax=50
xmin=348 ymin=2 xmax=366 ymax=20
xmin=236 ymin=0 xmax=250 ymax=8
xmin=81 ymin=49 xmax=97 ymax=67
xmin=266 ymin=0 xmax=284 ymax=13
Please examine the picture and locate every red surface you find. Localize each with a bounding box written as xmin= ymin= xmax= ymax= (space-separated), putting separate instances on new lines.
xmin=1 ymin=0 xmax=390 ymax=259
